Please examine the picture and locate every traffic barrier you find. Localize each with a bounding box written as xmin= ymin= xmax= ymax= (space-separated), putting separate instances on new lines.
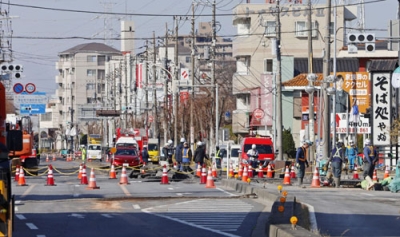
xmin=384 ymin=165 xmax=390 ymax=179
xmin=17 ymin=168 xmax=27 ymax=186
xmin=119 ymin=166 xmax=130 ymax=185
xmin=78 ymin=164 xmax=83 ymax=180
xmin=290 ymin=164 xmax=296 ymax=179
xmin=248 ymin=166 xmax=253 ymax=178
xmin=266 ymin=164 xmax=273 ymax=178
xmin=87 ymin=168 xmax=100 ymax=189
xmin=352 ymin=164 xmax=359 ymax=180
xmin=228 ymin=162 xmax=234 ymax=178
xmin=52 ymin=153 xmax=56 ymax=161
xmin=14 ymin=165 xmax=20 ymax=182
xmin=310 ymin=167 xmax=321 ymax=188
xmin=45 ymin=165 xmax=56 ymax=186
xmin=109 ymin=165 xmax=117 ymax=179
xmin=160 ymin=165 xmax=170 ymax=185
xmin=200 ymin=165 xmax=207 ymax=184
xmin=196 ymin=163 xmax=201 ymax=177
xmin=238 ymin=164 xmax=243 ymax=179
xmin=258 ymin=164 xmax=264 ymax=178
xmin=372 ymin=169 xmax=378 ymax=182
xmin=205 ymin=169 xmax=216 ymax=188
xmin=241 ymin=165 xmax=248 ymax=182
xmin=80 ymin=165 xmax=88 ymax=185
xmin=282 ymin=166 xmax=291 ymax=185
xmin=211 ymin=162 xmax=217 ymax=178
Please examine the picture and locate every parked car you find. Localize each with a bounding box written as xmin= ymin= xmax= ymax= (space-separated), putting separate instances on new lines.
xmin=110 ymin=148 xmax=141 ymax=167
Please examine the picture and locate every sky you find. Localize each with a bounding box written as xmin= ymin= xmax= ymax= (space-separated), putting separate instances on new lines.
xmin=4 ymin=0 xmax=397 ymax=95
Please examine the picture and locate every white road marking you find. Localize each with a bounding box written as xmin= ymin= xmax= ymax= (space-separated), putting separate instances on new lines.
xmin=168 ymin=187 xmax=174 ymax=190
xmin=26 ymin=223 xmax=38 ymax=230
xmin=16 ymin=214 xmax=26 ymax=220
xmin=133 ymin=204 xmax=141 ymax=209
xmin=119 ymin=185 xmax=132 ymax=196
xmin=68 ymin=214 xmax=84 ymax=219
xmin=216 ymin=188 xmax=237 ymax=196
xmin=176 ymin=193 xmax=193 ymax=196
xmin=14 ymin=206 xmax=18 ymax=212
xmin=37 ymin=235 xmax=46 ymax=237
xmin=15 ymin=200 xmax=22 ymax=205
xmin=303 ymin=202 xmax=318 ymax=234
xmin=101 ymin=214 xmax=113 ymax=218
xmin=21 ymin=184 xmax=36 ymax=198
xmin=360 ymin=193 xmax=373 ymax=196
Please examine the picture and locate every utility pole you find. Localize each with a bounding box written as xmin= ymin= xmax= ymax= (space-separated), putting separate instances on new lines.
xmin=322 ymin=0 xmax=332 ymax=159
xmin=124 ymin=54 xmax=128 ymax=129
xmin=211 ymin=0 xmax=217 ymax=150
xmin=190 ymin=2 xmax=195 ymax=152
xmin=145 ymin=40 xmax=149 ymax=138
xmin=275 ymin=0 xmax=283 ymax=161
xmin=152 ymin=31 xmax=158 ymax=139
xmin=163 ymin=22 xmax=169 ymax=144
xmin=70 ymin=84 xmax=74 ymax=153
xmin=174 ymin=16 xmax=179 ymax=147
xmin=307 ymin=0 xmax=315 ymax=163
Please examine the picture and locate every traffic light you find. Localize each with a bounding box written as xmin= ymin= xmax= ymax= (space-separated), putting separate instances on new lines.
xmin=347 ymin=33 xmax=375 ymax=52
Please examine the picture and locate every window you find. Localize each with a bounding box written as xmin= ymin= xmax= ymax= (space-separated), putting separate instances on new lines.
xmin=264 ymin=59 xmax=273 ymax=73
xmin=185 ymin=56 xmax=190 ymax=63
xmin=264 ymin=21 xmax=276 ymax=36
xmin=87 ymin=69 xmax=96 ymax=77
xmin=329 ymin=22 xmax=334 ymax=35
xmin=295 ymin=21 xmax=317 ymax=37
xmin=236 ymin=56 xmax=250 ymax=75
xmin=237 ymin=23 xmax=250 ymax=36
xmin=41 ymin=112 xmax=52 ymax=121
xmin=86 ymin=83 xmax=95 ymax=90
xmin=87 ymin=97 xmax=96 ymax=103
xmin=87 ymin=55 xmax=96 ymax=62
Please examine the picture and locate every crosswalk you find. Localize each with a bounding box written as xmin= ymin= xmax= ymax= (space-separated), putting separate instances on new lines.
xmin=142 ymin=199 xmax=254 ymax=234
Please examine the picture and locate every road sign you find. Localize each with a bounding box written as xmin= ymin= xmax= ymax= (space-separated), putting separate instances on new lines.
xmin=20 ymin=104 xmax=46 ymax=115
xmin=253 ymin=108 xmax=265 ymax=119
xmin=14 ymin=92 xmax=47 ymax=106
xmin=25 ymin=83 xmax=36 ymax=93
xmin=110 ymin=147 xmax=117 ymax=154
xmin=13 ymin=83 xmax=24 ymax=94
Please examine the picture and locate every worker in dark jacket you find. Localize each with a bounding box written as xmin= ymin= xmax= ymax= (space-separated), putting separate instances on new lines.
xmin=142 ymin=145 xmax=149 ymax=165
xmin=193 ymin=141 xmax=207 ymax=169
xmin=328 ymin=140 xmax=345 ymax=188
xmin=296 ymin=140 xmax=312 ymax=186
xmin=363 ymin=138 xmax=377 ymax=180
xmin=175 ymin=138 xmax=185 ymax=170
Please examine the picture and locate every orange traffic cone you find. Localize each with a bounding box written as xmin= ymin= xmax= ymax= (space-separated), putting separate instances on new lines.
xmin=290 ymin=165 xmax=296 ymax=179
xmin=106 ymin=154 xmax=109 ymax=163
xmin=205 ymin=169 xmax=216 ymax=188
xmin=352 ymin=164 xmax=359 ymax=180
xmin=372 ymin=169 xmax=378 ymax=182
xmin=52 ymin=153 xmax=56 ymax=161
xmin=310 ymin=167 xmax=321 ymax=188
xmin=80 ymin=165 xmax=88 ymax=185
xmin=173 ymin=162 xmax=177 ymax=169
xmin=384 ymin=165 xmax=390 ymax=179
xmin=196 ymin=163 xmax=201 ymax=177
xmin=78 ymin=164 xmax=83 ymax=180
xmin=17 ymin=168 xmax=27 ymax=186
xmin=266 ymin=164 xmax=273 ymax=178
xmin=200 ymin=165 xmax=207 ymax=184
xmin=109 ymin=164 xmax=117 ymax=179
xmin=248 ymin=166 xmax=254 ymax=178
xmin=242 ymin=165 xmax=248 ymax=182
xmin=14 ymin=165 xmax=20 ymax=182
xmin=258 ymin=164 xmax=264 ymax=178
xmin=228 ymin=162 xmax=234 ymax=178
xmin=46 ymin=165 xmax=56 ymax=186
xmin=119 ymin=166 xmax=130 ymax=185
xmin=160 ymin=165 xmax=170 ymax=185
xmin=46 ymin=154 xmax=49 ymax=162
xmin=211 ymin=163 xmax=217 ymax=178
xmin=87 ymin=168 xmax=100 ymax=189
xmin=238 ymin=164 xmax=243 ymax=179
xmin=282 ymin=166 xmax=291 ymax=185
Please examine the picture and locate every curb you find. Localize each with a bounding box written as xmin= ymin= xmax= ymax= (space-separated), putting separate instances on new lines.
xmin=221 ymin=179 xmax=319 ymax=237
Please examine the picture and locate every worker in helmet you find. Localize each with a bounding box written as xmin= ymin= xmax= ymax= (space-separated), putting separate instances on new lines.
xmin=345 ymin=140 xmax=358 ymax=171
xmin=363 ymin=138 xmax=377 ymax=180
xmin=174 ymin=138 xmax=186 ymax=171
xmin=328 ymin=140 xmax=345 ymax=188
xmin=246 ymin=144 xmax=259 ymax=170
xmin=296 ymin=140 xmax=312 ymax=186
xmin=193 ymin=141 xmax=207 ymax=170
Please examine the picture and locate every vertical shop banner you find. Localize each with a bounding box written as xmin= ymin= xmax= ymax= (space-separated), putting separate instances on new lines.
xmin=261 ymin=74 xmax=273 ymax=126
xmin=335 ymin=72 xmax=370 ymax=113
xmin=372 ymin=73 xmax=391 ymax=146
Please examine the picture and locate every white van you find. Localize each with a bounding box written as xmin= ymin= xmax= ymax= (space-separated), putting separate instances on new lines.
xmin=221 ymin=144 xmax=240 ymax=172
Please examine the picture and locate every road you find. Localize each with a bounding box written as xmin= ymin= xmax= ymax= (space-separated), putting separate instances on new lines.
xmin=11 ymin=158 xmax=270 ymax=237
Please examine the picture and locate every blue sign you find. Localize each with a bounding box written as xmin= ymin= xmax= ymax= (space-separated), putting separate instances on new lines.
xmin=20 ymin=104 xmax=46 ymax=115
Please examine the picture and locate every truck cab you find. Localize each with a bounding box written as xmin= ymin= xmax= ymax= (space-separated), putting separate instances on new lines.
xmin=147 ymin=138 xmax=159 ymax=164
xmin=240 ymin=136 xmax=275 ymax=168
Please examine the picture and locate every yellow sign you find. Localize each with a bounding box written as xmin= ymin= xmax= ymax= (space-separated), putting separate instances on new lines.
xmin=110 ymin=147 xmax=117 ymax=154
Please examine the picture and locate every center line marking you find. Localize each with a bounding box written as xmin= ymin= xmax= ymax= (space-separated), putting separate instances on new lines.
xmin=16 ymin=214 xmax=26 ymax=220
xmin=26 ymin=223 xmax=38 ymax=230
xmin=21 ymin=184 xmax=37 ymax=198
xmin=119 ymin=184 xmax=131 ymax=196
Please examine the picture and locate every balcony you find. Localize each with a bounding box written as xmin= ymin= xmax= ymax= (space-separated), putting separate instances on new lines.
xmin=55 ymin=88 xmax=64 ymax=98
xmin=55 ymin=75 xmax=63 ymax=84
xmin=232 ymin=73 xmax=254 ymax=95
xmin=55 ymin=60 xmax=72 ymax=69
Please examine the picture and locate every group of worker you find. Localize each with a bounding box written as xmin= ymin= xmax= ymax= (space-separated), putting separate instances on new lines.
xmin=296 ymin=138 xmax=378 ymax=188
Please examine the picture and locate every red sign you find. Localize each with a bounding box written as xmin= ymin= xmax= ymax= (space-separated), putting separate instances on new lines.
xmin=25 ymin=83 xmax=36 ymax=94
xmin=148 ymin=115 xmax=154 ymax=123
xmin=253 ymin=108 xmax=265 ymax=119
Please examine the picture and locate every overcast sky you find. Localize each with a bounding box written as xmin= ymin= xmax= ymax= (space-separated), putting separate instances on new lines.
xmin=6 ymin=0 xmax=397 ymax=95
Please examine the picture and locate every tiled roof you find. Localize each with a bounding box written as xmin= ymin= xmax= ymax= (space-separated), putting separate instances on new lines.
xmin=368 ymin=59 xmax=398 ymax=72
xmin=59 ymin=42 xmax=121 ymax=55
xmin=282 ymin=73 xmax=324 ymax=87
xmin=294 ymin=58 xmax=359 ymax=75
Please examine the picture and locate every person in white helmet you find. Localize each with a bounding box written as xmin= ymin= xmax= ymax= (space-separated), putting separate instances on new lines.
xmin=345 ymin=140 xmax=358 ymax=171
xmin=246 ymin=144 xmax=259 ymax=169
xmin=296 ymin=140 xmax=312 ymax=186
xmin=363 ymin=138 xmax=377 ymax=179
xmin=193 ymin=141 xmax=207 ymax=170
xmin=174 ymin=138 xmax=186 ymax=171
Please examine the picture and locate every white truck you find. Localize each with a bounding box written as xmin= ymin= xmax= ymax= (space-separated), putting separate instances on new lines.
xmin=87 ymin=134 xmax=103 ymax=161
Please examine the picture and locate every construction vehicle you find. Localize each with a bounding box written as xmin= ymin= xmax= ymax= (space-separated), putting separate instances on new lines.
xmin=0 ymin=82 xmax=18 ymax=236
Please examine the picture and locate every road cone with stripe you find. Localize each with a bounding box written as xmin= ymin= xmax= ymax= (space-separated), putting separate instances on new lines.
xmin=352 ymin=164 xmax=360 ymax=180
xmin=109 ymin=164 xmax=117 ymax=179
xmin=160 ymin=164 xmax=170 ymax=185
xmin=17 ymin=167 xmax=27 ymax=186
xmin=106 ymin=154 xmax=109 ymax=163
xmin=46 ymin=154 xmax=49 ymax=162
xmin=290 ymin=164 xmax=296 ymax=179
xmin=53 ymin=153 xmax=56 ymax=161
xmin=248 ymin=165 xmax=254 ymax=178
xmin=200 ymin=165 xmax=207 ymax=184
xmin=196 ymin=163 xmax=201 ymax=177
xmin=242 ymin=165 xmax=248 ymax=182
xmin=266 ymin=164 xmax=273 ymax=178
xmin=46 ymin=165 xmax=56 ymax=186
xmin=205 ymin=169 xmax=216 ymax=188
xmin=80 ymin=165 xmax=88 ymax=185
xmin=258 ymin=164 xmax=264 ymax=178
xmin=119 ymin=166 xmax=130 ymax=185
xmin=238 ymin=164 xmax=243 ymax=179
xmin=211 ymin=162 xmax=218 ymax=178
xmin=86 ymin=168 xmax=100 ymax=189
xmin=228 ymin=162 xmax=234 ymax=178
xmin=372 ymin=169 xmax=378 ymax=182
xmin=283 ymin=166 xmax=291 ymax=185
xmin=310 ymin=167 xmax=321 ymax=188
xmin=384 ymin=165 xmax=390 ymax=179
xmin=14 ymin=165 xmax=20 ymax=182
xmin=78 ymin=163 xmax=83 ymax=179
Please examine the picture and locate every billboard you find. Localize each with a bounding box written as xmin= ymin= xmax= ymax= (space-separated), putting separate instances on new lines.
xmin=372 ymin=73 xmax=392 ymax=146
